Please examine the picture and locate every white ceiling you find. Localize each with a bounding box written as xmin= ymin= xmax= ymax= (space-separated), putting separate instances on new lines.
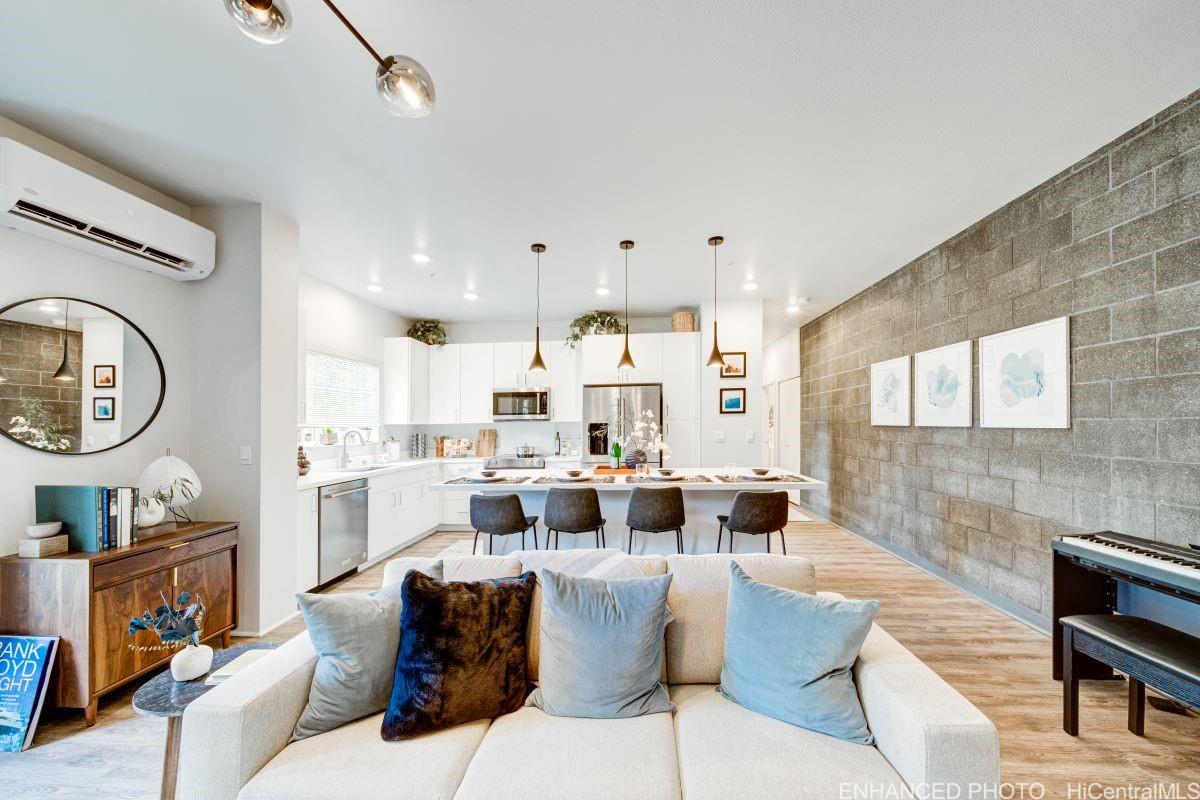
xmin=2 ymin=2 xmax=1199 ymax=340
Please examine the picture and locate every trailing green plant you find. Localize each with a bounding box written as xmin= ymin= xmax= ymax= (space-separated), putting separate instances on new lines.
xmin=128 ymin=590 xmax=205 ymax=649
xmin=565 ymin=311 xmax=625 ymax=349
xmin=7 ymin=397 xmax=73 ymax=451
xmin=407 ymin=319 xmax=448 ymax=346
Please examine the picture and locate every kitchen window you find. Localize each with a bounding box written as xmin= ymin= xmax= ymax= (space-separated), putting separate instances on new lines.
xmin=301 ymin=351 xmax=380 ymax=443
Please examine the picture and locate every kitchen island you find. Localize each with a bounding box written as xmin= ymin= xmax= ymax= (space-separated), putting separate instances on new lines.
xmin=428 ymin=468 xmax=825 ymax=556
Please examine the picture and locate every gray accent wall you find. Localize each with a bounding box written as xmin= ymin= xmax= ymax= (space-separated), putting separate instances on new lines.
xmin=799 ymin=89 xmax=1200 ymax=620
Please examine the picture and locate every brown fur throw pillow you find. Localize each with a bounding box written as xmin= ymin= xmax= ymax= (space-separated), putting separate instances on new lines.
xmin=381 ymin=569 xmax=536 ymax=740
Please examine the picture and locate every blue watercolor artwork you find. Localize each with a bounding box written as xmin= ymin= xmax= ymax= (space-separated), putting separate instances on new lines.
xmin=879 ymin=372 xmax=900 ymax=412
xmin=998 ymin=349 xmax=1046 ymax=407
xmin=925 ymin=365 xmax=959 ymax=410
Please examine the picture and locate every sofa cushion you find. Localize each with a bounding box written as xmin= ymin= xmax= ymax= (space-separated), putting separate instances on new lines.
xmin=720 ymin=562 xmax=878 ymax=744
xmin=664 ymin=554 xmax=816 ymax=684
xmin=382 ymin=555 xmax=521 ymax=587
xmin=239 ymin=712 xmax=489 ymax=800
xmin=453 ymin=705 xmax=681 ymax=800
xmin=293 ymin=561 xmax=443 ymax=741
xmin=527 ymin=569 xmax=674 ymax=718
xmin=670 ymin=684 xmax=907 ymax=800
xmin=383 ymin=570 xmax=536 ymax=740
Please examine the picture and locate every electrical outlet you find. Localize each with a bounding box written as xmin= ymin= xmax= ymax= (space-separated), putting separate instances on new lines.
xmin=240 ymin=445 xmax=253 ymax=465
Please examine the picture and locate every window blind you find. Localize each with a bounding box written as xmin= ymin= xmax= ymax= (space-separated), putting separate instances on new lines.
xmin=304 ymin=351 xmax=380 ymax=428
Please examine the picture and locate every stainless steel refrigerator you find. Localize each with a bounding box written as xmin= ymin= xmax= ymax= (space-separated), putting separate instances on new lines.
xmin=582 ymin=383 xmax=664 ymax=466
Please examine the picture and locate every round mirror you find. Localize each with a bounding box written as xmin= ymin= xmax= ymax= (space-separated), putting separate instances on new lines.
xmin=0 ymin=297 xmax=165 ymax=455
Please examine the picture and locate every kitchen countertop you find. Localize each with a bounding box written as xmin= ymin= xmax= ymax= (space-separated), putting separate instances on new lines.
xmin=428 ymin=468 xmax=825 ymax=492
xmin=296 ymin=454 xmax=587 ymax=491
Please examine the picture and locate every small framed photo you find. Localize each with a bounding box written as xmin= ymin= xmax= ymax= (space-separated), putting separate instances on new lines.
xmin=720 ymin=351 xmax=747 ymax=379
xmin=93 ymin=364 xmax=116 ymax=388
xmin=719 ymin=387 xmax=746 ymax=414
xmin=93 ymin=397 xmax=116 ymax=421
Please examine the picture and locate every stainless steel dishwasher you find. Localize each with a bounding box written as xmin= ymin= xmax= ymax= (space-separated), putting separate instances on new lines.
xmin=318 ymin=478 xmax=369 ymax=585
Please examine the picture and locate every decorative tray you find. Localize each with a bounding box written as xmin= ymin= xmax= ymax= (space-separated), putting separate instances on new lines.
xmin=714 ymin=474 xmax=810 ymax=483
xmin=532 ymin=476 xmax=616 ymax=484
xmin=625 ymin=475 xmax=713 ymax=484
xmin=445 ymin=477 xmax=530 ymax=485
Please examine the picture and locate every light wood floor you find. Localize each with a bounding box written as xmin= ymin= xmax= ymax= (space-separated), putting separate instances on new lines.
xmin=26 ymin=518 xmax=1200 ymax=797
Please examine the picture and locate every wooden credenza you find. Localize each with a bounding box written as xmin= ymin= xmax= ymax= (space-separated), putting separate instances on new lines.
xmin=0 ymin=521 xmax=238 ymax=724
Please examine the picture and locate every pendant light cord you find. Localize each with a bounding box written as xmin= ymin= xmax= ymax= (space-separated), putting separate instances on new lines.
xmin=536 ymin=249 xmax=541 ymax=325
xmin=624 ymin=248 xmax=629 ymax=330
xmin=321 ymin=0 xmax=387 ymax=67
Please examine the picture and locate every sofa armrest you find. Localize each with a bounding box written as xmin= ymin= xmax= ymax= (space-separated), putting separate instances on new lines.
xmin=177 ymin=633 xmax=318 ymax=800
xmin=854 ymin=623 xmax=1000 ymax=793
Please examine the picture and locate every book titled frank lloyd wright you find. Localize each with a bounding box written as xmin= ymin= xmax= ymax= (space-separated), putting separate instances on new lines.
xmin=0 ymin=636 xmax=59 ymax=752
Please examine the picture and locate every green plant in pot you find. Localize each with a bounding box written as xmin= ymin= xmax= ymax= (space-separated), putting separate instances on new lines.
xmin=565 ymin=311 xmax=625 ymax=349
xmin=407 ymin=319 xmax=448 ymax=346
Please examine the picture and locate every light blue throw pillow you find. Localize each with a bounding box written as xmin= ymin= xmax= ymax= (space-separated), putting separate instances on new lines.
xmin=719 ymin=561 xmax=879 ymax=745
xmin=292 ymin=560 xmax=442 ymax=741
xmin=527 ymin=568 xmax=674 ymax=718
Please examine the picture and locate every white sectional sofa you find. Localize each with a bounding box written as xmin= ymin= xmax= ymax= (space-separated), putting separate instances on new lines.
xmin=178 ymin=553 xmax=1000 ymax=800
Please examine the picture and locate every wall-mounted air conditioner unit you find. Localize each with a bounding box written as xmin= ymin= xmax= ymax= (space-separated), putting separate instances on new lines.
xmin=0 ymin=137 xmax=215 ymax=280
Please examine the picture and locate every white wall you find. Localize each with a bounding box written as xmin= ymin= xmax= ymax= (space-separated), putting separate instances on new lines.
xmin=300 ymin=274 xmax=409 ymax=363
xmin=763 ymin=328 xmax=800 ymax=385
xmin=0 ymin=229 xmax=194 ymax=555
xmin=699 ymin=299 xmax=765 ymax=467
xmin=80 ymin=316 xmax=125 ymax=451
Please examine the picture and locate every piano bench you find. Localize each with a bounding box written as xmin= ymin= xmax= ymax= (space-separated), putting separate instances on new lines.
xmin=1061 ymin=614 xmax=1200 ymax=737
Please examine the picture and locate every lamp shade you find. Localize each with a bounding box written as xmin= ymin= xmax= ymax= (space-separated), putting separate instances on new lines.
xmin=224 ymin=0 xmax=292 ymax=45
xmin=137 ymin=451 xmax=203 ymax=509
xmin=377 ymin=55 xmax=436 ymax=118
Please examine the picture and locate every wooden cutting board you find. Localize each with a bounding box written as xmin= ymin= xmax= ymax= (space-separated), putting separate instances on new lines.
xmin=476 ymin=429 xmax=497 ymax=457
xmin=594 ymin=466 xmax=636 ymax=475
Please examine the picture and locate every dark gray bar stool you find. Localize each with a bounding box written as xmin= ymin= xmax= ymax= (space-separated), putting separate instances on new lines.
xmin=626 ymin=486 xmax=686 ymax=554
xmin=469 ymin=494 xmax=539 ymax=555
xmin=544 ymin=487 xmax=607 ymax=549
xmin=717 ymin=490 xmax=789 ymax=554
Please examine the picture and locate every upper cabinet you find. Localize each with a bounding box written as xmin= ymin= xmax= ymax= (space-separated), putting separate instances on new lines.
xmin=581 ymin=333 xmax=663 ymax=385
xmin=428 ymin=344 xmax=461 ymax=423
xmin=549 ymin=341 xmax=580 ymax=422
xmin=661 ymin=332 xmax=700 ymax=420
xmin=492 ymin=341 xmax=524 ymax=389
xmin=383 ymin=337 xmax=428 ymax=425
xmin=459 ymin=343 xmax=494 ymax=424
xmin=521 ymin=341 xmax=552 ymax=389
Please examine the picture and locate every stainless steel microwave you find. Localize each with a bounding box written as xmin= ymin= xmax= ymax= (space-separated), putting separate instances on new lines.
xmin=492 ymin=388 xmax=550 ymax=421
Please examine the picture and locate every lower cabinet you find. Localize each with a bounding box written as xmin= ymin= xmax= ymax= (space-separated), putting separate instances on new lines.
xmin=365 ymin=465 xmax=443 ymax=561
xmin=296 ymin=489 xmax=318 ymax=594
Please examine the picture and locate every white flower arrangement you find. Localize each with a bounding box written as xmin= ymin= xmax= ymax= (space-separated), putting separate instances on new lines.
xmin=623 ymin=409 xmax=671 ymax=462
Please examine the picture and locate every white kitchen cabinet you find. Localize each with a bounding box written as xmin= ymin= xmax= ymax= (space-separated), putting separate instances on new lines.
xmin=550 ymin=340 xmax=581 ymax=421
xmin=296 ymin=489 xmax=319 ymax=593
xmin=440 ymin=460 xmax=482 ymax=528
xmin=459 ymin=343 xmax=494 ymax=423
xmin=624 ymin=333 xmax=663 ymax=383
xmin=580 ymin=334 xmax=625 ymax=384
xmin=367 ymin=483 xmax=400 ymax=560
xmin=492 ymin=341 xmax=524 ymax=389
xmin=520 ymin=340 xmax=552 ymax=388
xmin=581 ymin=333 xmax=662 ymax=384
xmin=661 ymin=332 xmax=700 ymax=420
xmin=664 ymin=417 xmax=700 ymax=468
xmin=382 ymin=337 xmax=428 ymax=424
xmin=428 ymin=344 xmax=462 ymax=423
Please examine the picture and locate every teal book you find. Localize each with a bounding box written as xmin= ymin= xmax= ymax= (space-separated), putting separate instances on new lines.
xmin=0 ymin=635 xmax=59 ymax=752
xmin=34 ymin=486 xmax=104 ymax=553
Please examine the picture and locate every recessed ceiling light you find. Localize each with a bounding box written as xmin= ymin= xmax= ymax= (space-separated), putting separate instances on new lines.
xmin=366 ymin=284 xmax=383 ymax=293
xmin=786 ymin=304 xmax=801 ymax=314
xmin=742 ymin=282 xmax=758 ymax=291
xmin=411 ymin=252 xmax=431 ymax=264
xmin=595 ymin=286 xmax=610 ymax=296
xmin=462 ymin=291 xmax=478 ymax=301
xmin=786 ymin=296 xmax=811 ymax=313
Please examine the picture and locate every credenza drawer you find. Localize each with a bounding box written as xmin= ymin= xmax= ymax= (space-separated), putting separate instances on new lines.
xmin=93 ymin=528 xmax=237 ymax=590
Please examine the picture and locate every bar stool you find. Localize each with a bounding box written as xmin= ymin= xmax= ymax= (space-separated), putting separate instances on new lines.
xmin=626 ymin=486 xmax=686 ymax=554
xmin=544 ymin=487 xmax=607 ymax=549
xmin=469 ymin=494 xmax=539 ymax=555
xmin=717 ymin=491 xmax=789 ymax=554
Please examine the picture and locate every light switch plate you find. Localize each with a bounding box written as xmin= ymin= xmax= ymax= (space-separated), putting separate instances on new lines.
xmin=240 ymin=445 xmax=253 ymax=465
xmin=745 ymin=430 xmax=755 ymax=443
xmin=713 ymin=430 xmax=726 ymax=443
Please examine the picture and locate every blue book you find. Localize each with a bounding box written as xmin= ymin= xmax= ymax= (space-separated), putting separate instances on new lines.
xmin=0 ymin=636 xmax=59 ymax=752
xmin=34 ymin=486 xmax=104 ymax=553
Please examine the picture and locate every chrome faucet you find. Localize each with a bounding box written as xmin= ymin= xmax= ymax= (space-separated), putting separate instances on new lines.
xmin=339 ymin=429 xmax=366 ymax=469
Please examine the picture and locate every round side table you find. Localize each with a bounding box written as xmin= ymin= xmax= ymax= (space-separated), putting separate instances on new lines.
xmin=133 ymin=643 xmax=277 ymax=800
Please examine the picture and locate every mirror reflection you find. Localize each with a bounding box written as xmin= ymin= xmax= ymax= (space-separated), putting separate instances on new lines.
xmin=0 ymin=298 xmax=164 ymax=454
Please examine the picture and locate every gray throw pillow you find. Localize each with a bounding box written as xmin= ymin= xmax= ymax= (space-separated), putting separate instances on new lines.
xmin=719 ymin=561 xmax=879 ymax=744
xmin=527 ymin=568 xmax=674 ymax=718
xmin=292 ymin=560 xmax=442 ymax=740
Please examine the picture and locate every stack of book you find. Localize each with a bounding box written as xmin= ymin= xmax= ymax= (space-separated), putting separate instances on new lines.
xmin=34 ymin=485 xmax=141 ymax=553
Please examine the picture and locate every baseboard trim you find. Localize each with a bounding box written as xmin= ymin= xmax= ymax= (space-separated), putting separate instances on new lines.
xmin=232 ymin=609 xmax=299 ymax=639
xmin=799 ymin=502 xmax=1051 ymax=636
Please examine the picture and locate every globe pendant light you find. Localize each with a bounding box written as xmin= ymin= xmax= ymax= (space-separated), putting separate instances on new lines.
xmin=706 ymin=235 xmax=725 ymax=367
xmin=617 ymin=240 xmax=636 ymax=370
xmin=528 ymin=243 xmax=548 ymax=372
xmin=224 ymin=0 xmax=292 ymax=45
xmin=52 ymin=300 xmax=77 ymax=383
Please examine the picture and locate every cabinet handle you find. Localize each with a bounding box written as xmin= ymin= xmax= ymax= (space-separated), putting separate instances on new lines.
xmin=325 ymin=486 xmax=368 ymax=499
xmin=167 ymin=542 xmax=187 ymax=550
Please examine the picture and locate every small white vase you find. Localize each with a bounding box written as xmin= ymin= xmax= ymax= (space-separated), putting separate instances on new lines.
xmin=171 ymin=643 xmax=214 ymax=681
xmin=139 ymin=497 xmax=167 ymax=527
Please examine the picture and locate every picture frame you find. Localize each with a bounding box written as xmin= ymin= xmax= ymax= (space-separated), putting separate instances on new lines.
xmin=914 ymin=340 xmax=972 ymax=427
xmin=870 ymin=355 xmax=911 ymax=426
xmin=719 ymin=387 xmax=746 ymax=414
xmin=93 ymin=397 xmax=116 ymax=421
xmin=719 ymin=351 xmax=747 ymax=379
xmin=979 ymin=316 xmax=1070 ymax=429
xmin=93 ymin=364 xmax=116 ymax=388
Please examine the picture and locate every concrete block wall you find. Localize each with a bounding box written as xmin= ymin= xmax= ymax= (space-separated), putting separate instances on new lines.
xmin=799 ymin=88 xmax=1200 ymax=618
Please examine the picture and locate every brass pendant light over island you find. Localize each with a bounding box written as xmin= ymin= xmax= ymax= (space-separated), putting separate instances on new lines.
xmin=706 ymin=235 xmax=725 ymax=367
xmin=528 ymin=243 xmax=548 ymax=372
xmin=617 ymin=240 xmax=636 ymax=370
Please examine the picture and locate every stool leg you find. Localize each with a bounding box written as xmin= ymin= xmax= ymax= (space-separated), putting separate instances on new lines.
xmin=779 ymin=529 xmax=787 ymax=556
xmin=533 ymin=525 xmax=540 ymax=550
xmin=488 ymin=534 xmax=494 ymax=556
xmin=717 ymin=525 xmax=723 ymax=553
xmin=601 ymin=526 xmax=606 ymax=548
xmin=521 ymin=529 xmax=527 ymax=549
xmin=628 ymin=528 xmax=633 ymax=554
xmin=1128 ymin=678 xmax=1145 ymax=736
xmin=1063 ymin=626 xmax=1078 ymax=736
xmin=729 ymin=530 xmax=735 ymax=554
xmin=472 ymin=530 xmax=479 ymax=556
xmin=676 ymin=528 xmax=683 ymax=554
xmin=766 ymin=531 xmax=771 ymax=553
xmin=595 ymin=529 xmax=600 ymax=548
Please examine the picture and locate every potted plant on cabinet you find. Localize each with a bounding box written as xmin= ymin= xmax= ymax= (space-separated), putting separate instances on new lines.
xmin=565 ymin=311 xmax=625 ymax=349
